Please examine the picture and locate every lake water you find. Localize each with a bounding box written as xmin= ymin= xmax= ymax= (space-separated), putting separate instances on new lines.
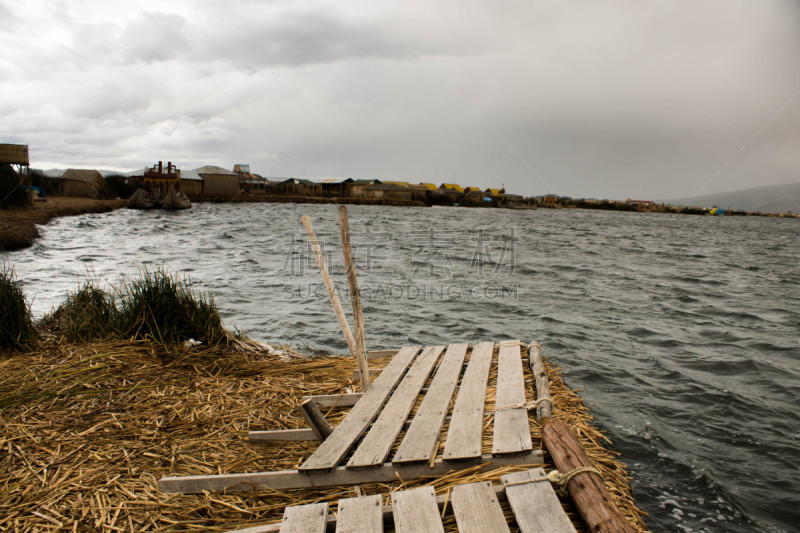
xmin=3 ymin=203 xmax=799 ymax=532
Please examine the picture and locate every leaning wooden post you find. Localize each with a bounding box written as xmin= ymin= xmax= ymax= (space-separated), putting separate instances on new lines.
xmin=338 ymin=206 xmax=370 ymax=391
xmin=542 ymin=420 xmax=635 ymax=533
xmin=527 ymin=342 xmax=552 ymax=421
xmin=300 ymin=216 xmax=361 ymax=379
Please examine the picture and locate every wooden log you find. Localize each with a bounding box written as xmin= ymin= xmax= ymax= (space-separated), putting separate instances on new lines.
xmin=301 ymin=216 xmax=360 ymax=376
xmin=303 ymin=393 xmax=363 ymax=408
xmin=338 ymin=206 xmax=370 ymax=391
xmin=300 ymin=398 xmax=333 ymax=441
xmin=158 ymin=450 xmax=543 ymax=494
xmin=527 ymin=342 xmax=552 ymax=421
xmin=368 ymin=350 xmax=397 ymax=360
xmin=541 ymin=420 xmax=635 ymax=533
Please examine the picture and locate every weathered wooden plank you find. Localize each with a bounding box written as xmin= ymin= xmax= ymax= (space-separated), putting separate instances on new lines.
xmin=248 ymin=428 xmax=317 ymax=442
xmin=392 ymin=486 xmax=444 ymax=533
xmin=347 ymin=345 xmax=445 ymax=468
xmin=527 ymin=342 xmax=553 ymax=421
xmin=299 ymin=345 xmax=421 ymax=472
xmin=442 ymin=342 xmax=494 ymax=461
xmin=502 ymin=468 xmax=576 ymax=533
xmin=492 ymin=341 xmax=533 ymax=455
xmin=336 ymin=494 xmax=383 ymax=533
xmin=451 ymin=480 xmax=511 ymax=533
xmin=305 ymin=393 xmax=363 ymax=408
xmin=159 ymin=451 xmax=542 ymax=494
xmin=393 ymin=343 xmax=468 ymax=464
xmin=368 ymin=350 xmax=397 ymax=360
xmin=280 ymin=502 xmax=328 ymax=533
xmin=542 ymin=420 xmax=635 ymax=533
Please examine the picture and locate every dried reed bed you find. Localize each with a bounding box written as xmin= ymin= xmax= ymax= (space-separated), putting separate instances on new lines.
xmin=0 ymin=341 xmax=648 ymax=532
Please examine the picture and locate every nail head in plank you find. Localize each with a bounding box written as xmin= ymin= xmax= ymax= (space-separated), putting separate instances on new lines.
xmin=300 ymin=345 xmax=422 ymax=472
xmin=347 ymin=345 xmax=445 ymax=468
xmin=336 ymin=494 xmax=383 ymax=533
xmin=280 ymin=502 xmax=329 ymax=533
xmin=393 ymin=343 xmax=468 ymax=464
xmin=443 ymin=342 xmax=494 ymax=461
xmin=451 ymin=481 xmax=511 ymax=533
xmin=391 ymin=486 xmax=445 ymax=533
xmin=159 ymin=451 xmax=543 ymax=493
xmin=492 ymin=341 xmax=533 ymax=455
xmin=501 ymin=468 xmax=577 ymax=533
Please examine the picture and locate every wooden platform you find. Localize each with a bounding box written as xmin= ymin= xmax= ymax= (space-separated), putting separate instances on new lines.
xmin=160 ymin=341 xmax=542 ymax=494
xmin=224 ymin=468 xmax=576 ymax=532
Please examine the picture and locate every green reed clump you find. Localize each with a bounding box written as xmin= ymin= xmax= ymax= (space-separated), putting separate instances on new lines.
xmin=0 ymin=265 xmax=36 ymax=352
xmin=116 ymin=269 xmax=226 ymax=345
xmin=45 ymin=281 xmax=117 ymax=342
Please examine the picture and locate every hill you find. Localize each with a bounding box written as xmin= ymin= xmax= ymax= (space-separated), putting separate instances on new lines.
xmin=666 ymin=182 xmax=800 ymax=214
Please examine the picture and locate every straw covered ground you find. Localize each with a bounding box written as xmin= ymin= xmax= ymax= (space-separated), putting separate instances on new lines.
xmin=0 ymin=197 xmax=126 ymax=251
xmin=0 ymin=340 xmax=650 ymax=532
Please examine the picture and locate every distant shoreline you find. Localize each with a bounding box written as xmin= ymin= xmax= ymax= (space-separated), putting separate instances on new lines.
xmin=0 ymin=197 xmax=126 ymax=251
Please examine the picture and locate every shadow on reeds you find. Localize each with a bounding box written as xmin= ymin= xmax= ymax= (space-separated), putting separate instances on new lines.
xmin=39 ymin=268 xmax=227 ymax=348
xmin=0 ymin=264 xmax=37 ymax=352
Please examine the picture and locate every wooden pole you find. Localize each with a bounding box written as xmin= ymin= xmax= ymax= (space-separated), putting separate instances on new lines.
xmin=338 ymin=206 xmax=370 ymax=391
xmin=300 ymin=216 xmax=360 ymax=368
xmin=541 ymin=420 xmax=635 ymax=533
xmin=527 ymin=342 xmax=553 ymax=421
xmin=299 ymin=398 xmax=332 ymax=441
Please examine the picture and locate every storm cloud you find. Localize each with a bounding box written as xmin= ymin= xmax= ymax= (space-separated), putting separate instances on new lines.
xmin=1 ymin=0 xmax=799 ymax=200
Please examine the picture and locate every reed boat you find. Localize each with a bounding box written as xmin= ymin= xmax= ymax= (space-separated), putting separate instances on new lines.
xmin=127 ymin=160 xmax=191 ymax=210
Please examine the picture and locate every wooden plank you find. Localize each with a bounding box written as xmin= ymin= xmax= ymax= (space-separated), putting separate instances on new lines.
xmin=300 ymin=398 xmax=333 ymax=441
xmin=443 ymin=342 xmax=494 ymax=461
xmin=305 ymin=393 xmax=363 ymax=408
xmin=451 ymin=481 xmax=511 ymax=533
xmin=159 ymin=451 xmax=543 ymax=494
xmin=336 ymin=494 xmax=383 ymax=533
xmin=248 ymin=428 xmax=317 ymax=442
xmin=392 ymin=486 xmax=444 ymax=533
xmin=347 ymin=345 xmax=445 ymax=468
xmin=502 ymin=468 xmax=576 ymax=533
xmin=492 ymin=341 xmax=533 ymax=455
xmin=393 ymin=343 xmax=468 ymax=464
xmin=299 ymin=345 xmax=421 ymax=472
xmin=338 ymin=206 xmax=370 ymax=391
xmin=222 ymin=477 xmax=530 ymax=533
xmin=527 ymin=342 xmax=553 ymax=421
xmin=542 ymin=420 xmax=635 ymax=533
xmin=280 ymin=502 xmax=328 ymax=533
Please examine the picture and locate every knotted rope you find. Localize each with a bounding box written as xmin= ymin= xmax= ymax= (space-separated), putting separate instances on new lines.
xmin=494 ymin=397 xmax=553 ymax=411
xmin=502 ymin=466 xmax=602 ymax=496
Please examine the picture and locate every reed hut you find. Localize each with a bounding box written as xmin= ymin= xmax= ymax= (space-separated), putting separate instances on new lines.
xmin=279 ymin=178 xmax=322 ymax=196
xmin=179 ymin=170 xmax=204 ymax=198
xmin=193 ymin=166 xmax=238 ymax=198
xmin=348 ymin=179 xmax=381 ymax=197
xmin=363 ymin=182 xmax=413 ymax=201
xmin=59 ymin=169 xmax=105 ymax=198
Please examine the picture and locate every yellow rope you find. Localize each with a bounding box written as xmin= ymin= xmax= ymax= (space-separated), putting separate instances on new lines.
xmin=502 ymin=466 xmax=602 ymax=496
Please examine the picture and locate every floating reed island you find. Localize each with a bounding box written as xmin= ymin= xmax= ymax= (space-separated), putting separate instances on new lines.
xmin=1 ymin=212 xmax=650 ymax=531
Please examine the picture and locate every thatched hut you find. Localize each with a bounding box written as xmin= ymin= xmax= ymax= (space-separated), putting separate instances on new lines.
xmin=59 ymin=169 xmax=105 ymax=198
xmin=193 ymin=166 xmax=238 ymax=198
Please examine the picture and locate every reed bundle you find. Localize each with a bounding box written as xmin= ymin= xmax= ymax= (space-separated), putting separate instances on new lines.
xmin=0 ymin=341 xmax=648 ymax=532
xmin=0 ymin=264 xmax=37 ymax=352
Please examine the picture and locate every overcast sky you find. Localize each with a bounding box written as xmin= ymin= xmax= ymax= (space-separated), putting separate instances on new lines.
xmin=1 ymin=0 xmax=799 ymax=200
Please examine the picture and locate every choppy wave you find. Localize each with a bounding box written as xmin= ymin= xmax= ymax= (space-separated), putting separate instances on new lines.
xmin=3 ymin=204 xmax=799 ymax=532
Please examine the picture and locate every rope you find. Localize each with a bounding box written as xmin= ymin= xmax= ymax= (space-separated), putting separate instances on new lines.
xmin=502 ymin=466 xmax=602 ymax=496
xmin=495 ymin=397 xmax=553 ymax=411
